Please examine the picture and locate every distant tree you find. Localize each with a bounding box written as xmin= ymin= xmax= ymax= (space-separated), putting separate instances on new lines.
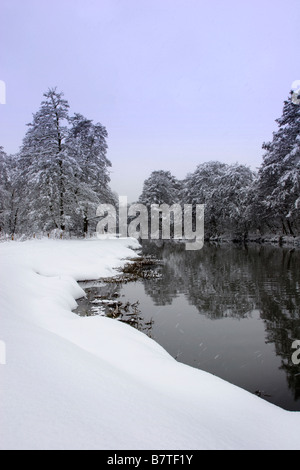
xmin=183 ymin=161 xmax=227 ymax=237
xmin=220 ymin=163 xmax=257 ymax=238
xmin=138 ymin=170 xmax=182 ymax=240
xmin=0 ymin=149 xmax=21 ymax=236
xmin=6 ymin=154 xmax=22 ymax=236
xmin=139 ymin=170 xmax=181 ymax=206
xmin=0 ymin=147 xmax=9 ymax=233
xmin=258 ymin=92 xmax=300 ymax=235
xmin=183 ymin=161 xmax=256 ymax=238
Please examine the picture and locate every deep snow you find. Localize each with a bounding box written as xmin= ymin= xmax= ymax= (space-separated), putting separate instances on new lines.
xmin=0 ymin=238 xmax=299 ymax=450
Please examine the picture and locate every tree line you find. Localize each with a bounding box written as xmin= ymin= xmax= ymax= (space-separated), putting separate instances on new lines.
xmin=139 ymin=92 xmax=300 ymax=240
xmin=0 ymin=88 xmax=299 ymax=239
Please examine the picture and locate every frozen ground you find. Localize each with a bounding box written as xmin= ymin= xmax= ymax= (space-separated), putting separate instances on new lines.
xmin=0 ymin=238 xmax=299 ymax=450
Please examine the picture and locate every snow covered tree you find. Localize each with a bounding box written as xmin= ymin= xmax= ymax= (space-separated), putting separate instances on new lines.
xmin=138 ymin=171 xmax=182 ymax=241
xmin=67 ymin=114 xmax=115 ymax=234
xmin=0 ymin=147 xmax=9 ymax=233
xmin=219 ymin=163 xmax=257 ymax=237
xmin=183 ymin=161 xmax=256 ymax=238
xmin=5 ymin=154 xmax=22 ymax=236
xmin=16 ymin=89 xmax=115 ymax=236
xmin=258 ymin=92 xmax=300 ymax=235
xmin=183 ymin=162 xmax=227 ymax=237
xmin=139 ymin=171 xmax=181 ymax=206
xmin=18 ymin=88 xmax=76 ymax=233
xmin=0 ymin=149 xmax=20 ymax=236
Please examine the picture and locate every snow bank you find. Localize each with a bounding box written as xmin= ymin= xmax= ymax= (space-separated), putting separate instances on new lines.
xmin=0 ymin=238 xmax=299 ymax=450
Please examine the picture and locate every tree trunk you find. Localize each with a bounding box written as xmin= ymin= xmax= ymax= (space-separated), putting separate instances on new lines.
xmin=54 ymin=104 xmax=65 ymax=232
xmin=12 ymin=208 xmax=19 ymax=236
xmin=286 ymin=219 xmax=295 ymax=236
xmin=83 ymin=215 xmax=89 ymax=235
xmin=282 ymin=219 xmax=288 ymax=235
xmin=58 ymin=158 xmax=65 ymax=231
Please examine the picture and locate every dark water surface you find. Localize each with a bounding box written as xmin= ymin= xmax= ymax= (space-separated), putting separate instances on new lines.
xmin=76 ymin=243 xmax=300 ymax=411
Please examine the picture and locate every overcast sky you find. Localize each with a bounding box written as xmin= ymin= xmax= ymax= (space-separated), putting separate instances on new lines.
xmin=1 ymin=0 xmax=299 ymax=201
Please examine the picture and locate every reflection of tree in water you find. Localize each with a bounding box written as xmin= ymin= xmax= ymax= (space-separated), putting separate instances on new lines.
xmin=182 ymin=247 xmax=257 ymax=319
xmin=143 ymin=242 xmax=257 ymax=319
xmin=142 ymin=242 xmax=182 ymax=306
xmin=255 ymin=248 xmax=300 ymax=401
xmin=143 ymin=242 xmax=300 ymax=400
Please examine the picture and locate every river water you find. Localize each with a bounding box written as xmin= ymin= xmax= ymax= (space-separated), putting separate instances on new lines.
xmin=75 ymin=242 xmax=300 ymax=411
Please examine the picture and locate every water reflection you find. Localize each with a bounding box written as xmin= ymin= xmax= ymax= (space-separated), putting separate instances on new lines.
xmin=144 ymin=243 xmax=299 ymax=317
xmin=142 ymin=242 xmax=300 ymax=405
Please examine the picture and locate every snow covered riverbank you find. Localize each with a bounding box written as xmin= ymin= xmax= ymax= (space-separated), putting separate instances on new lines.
xmin=0 ymin=238 xmax=299 ymax=450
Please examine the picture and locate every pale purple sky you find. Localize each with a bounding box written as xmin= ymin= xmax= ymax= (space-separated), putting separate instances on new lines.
xmin=1 ymin=0 xmax=299 ymax=200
